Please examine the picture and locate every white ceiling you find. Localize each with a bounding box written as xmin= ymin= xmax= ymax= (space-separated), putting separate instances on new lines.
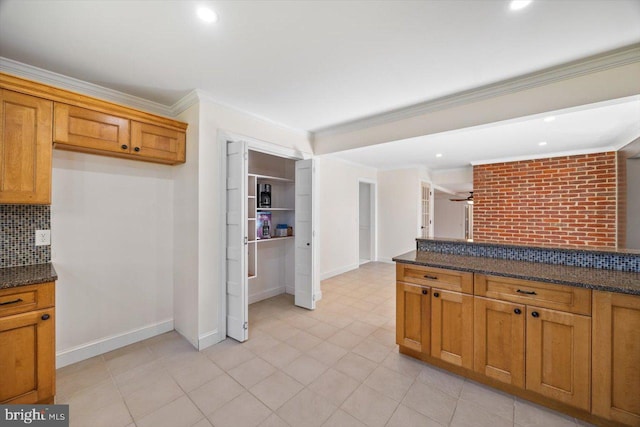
xmin=326 ymin=97 xmax=640 ymax=171
xmin=1 ymin=0 xmax=639 ymax=131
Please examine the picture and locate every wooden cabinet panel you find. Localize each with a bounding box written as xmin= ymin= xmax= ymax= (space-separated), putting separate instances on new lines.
xmin=526 ymin=306 xmax=591 ymax=411
xmin=592 ymin=291 xmax=640 ymax=426
xmin=397 ymin=263 xmax=473 ymax=294
xmin=431 ymin=289 xmax=473 ymax=369
xmin=0 ymin=308 xmax=55 ymax=404
xmin=0 ymin=90 xmax=52 ymax=204
xmin=474 ymin=297 xmax=525 ymax=388
xmin=475 ymin=274 xmax=591 ymax=315
xmin=396 ymin=282 xmax=430 ymax=354
xmin=131 ymin=121 xmax=185 ymax=163
xmin=54 ymin=103 xmax=130 ymax=154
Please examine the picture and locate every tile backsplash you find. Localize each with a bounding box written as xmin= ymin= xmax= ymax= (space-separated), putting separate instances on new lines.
xmin=0 ymin=205 xmax=51 ymax=268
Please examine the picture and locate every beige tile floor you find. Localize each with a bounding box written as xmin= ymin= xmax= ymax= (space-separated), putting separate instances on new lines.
xmin=56 ymin=262 xmax=594 ymax=427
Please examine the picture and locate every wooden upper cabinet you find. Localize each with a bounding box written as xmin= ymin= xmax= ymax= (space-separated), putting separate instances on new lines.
xmin=396 ymin=282 xmax=431 ymax=354
xmin=474 ymin=297 xmax=525 ymax=388
xmin=131 ymin=121 xmax=185 ymax=163
xmin=431 ymin=289 xmax=474 ymax=369
xmin=0 ymin=90 xmax=52 ymax=204
xmin=54 ymin=103 xmax=130 ymax=154
xmin=592 ymin=291 xmax=640 ymax=426
xmin=525 ymin=306 xmax=591 ymax=411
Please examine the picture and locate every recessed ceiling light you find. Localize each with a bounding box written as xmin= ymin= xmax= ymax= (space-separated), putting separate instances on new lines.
xmin=543 ymin=116 xmax=556 ymax=122
xmin=435 ymin=153 xmax=443 ymax=158
xmin=509 ymin=0 xmax=533 ymax=11
xmin=197 ymin=6 xmax=218 ymax=23
xmin=538 ymin=141 xmax=547 ymax=146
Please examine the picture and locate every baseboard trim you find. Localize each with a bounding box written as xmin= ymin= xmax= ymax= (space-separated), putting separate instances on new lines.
xmin=249 ymin=286 xmax=286 ymax=304
xmin=198 ymin=329 xmax=223 ymax=350
xmin=320 ymin=263 xmax=359 ymax=280
xmin=56 ymin=319 xmax=174 ymax=368
xmin=377 ymin=257 xmax=395 ymax=264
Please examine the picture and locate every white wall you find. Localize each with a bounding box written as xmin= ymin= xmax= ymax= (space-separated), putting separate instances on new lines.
xmin=627 ymin=158 xmax=640 ymax=249
xmin=377 ymin=168 xmax=421 ymax=262
xmin=434 ymin=195 xmax=466 ymax=239
xmin=173 ymin=95 xmax=312 ymax=348
xmin=52 ymin=150 xmax=174 ymax=367
xmin=317 ymin=158 xmax=377 ymax=279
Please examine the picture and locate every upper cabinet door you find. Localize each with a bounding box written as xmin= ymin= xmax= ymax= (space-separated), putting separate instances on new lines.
xmin=54 ymin=103 xmax=130 ymax=154
xmin=0 ymin=90 xmax=52 ymax=204
xmin=131 ymin=121 xmax=185 ymax=163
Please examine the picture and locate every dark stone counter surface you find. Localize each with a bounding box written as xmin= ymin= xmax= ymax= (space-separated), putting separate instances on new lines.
xmin=393 ymin=251 xmax=640 ymax=296
xmin=0 ymin=263 xmax=58 ymax=289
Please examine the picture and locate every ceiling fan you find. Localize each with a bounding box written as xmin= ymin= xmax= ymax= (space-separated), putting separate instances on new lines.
xmin=450 ymin=192 xmax=473 ymax=203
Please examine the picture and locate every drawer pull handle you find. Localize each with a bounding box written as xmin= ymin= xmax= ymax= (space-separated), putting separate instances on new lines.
xmin=423 ymin=275 xmax=438 ymax=280
xmin=41 ymin=314 xmax=50 ymax=321
xmin=433 ymin=292 xmax=440 ymax=298
xmin=0 ymin=298 xmax=23 ymax=306
xmin=517 ymin=289 xmax=537 ymax=295
xmin=421 ymin=289 xmax=428 ymax=295
xmin=514 ymin=308 xmax=522 ymax=315
xmin=531 ymin=311 xmax=540 ymax=318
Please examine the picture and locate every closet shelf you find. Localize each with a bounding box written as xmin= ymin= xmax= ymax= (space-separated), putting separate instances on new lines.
xmin=249 ymin=173 xmax=294 ymax=183
xmin=255 ymin=236 xmax=294 ymax=243
xmin=257 ymin=208 xmax=294 ymax=211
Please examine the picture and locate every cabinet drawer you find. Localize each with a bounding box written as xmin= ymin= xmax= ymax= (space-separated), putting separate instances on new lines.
xmin=474 ymin=274 xmax=591 ymax=315
xmin=0 ymin=282 xmax=55 ymax=318
xmin=397 ymin=263 xmax=473 ymax=294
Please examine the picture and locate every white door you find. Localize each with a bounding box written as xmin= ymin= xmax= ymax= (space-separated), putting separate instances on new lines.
xmin=295 ymin=159 xmax=317 ymax=310
xmin=226 ymin=140 xmax=248 ymax=341
xmin=359 ymin=182 xmax=371 ymax=264
xmin=421 ymin=182 xmax=431 ymax=238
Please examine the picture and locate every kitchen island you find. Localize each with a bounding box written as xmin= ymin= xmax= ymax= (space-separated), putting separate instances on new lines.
xmin=394 ymin=239 xmax=640 ymax=427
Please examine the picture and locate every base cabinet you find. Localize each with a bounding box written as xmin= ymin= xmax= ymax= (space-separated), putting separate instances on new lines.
xmin=592 ymin=291 xmax=640 ymax=426
xmin=525 ymin=306 xmax=591 ymax=411
xmin=473 ymin=297 xmax=525 ymax=388
xmin=0 ymin=282 xmax=55 ymax=404
xmin=431 ymin=289 xmax=473 ymax=369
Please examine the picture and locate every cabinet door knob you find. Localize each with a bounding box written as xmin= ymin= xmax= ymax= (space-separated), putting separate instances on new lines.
xmin=433 ymin=292 xmax=440 ymax=298
xmin=41 ymin=314 xmax=50 ymax=321
xmin=134 ymin=147 xmax=141 ymax=152
xmin=422 ymin=289 xmax=428 ymax=295
xmin=306 ymin=243 xmax=310 ymax=246
xmin=531 ymin=311 xmax=539 ymax=318
xmin=121 ymin=144 xmax=128 ymax=150
xmin=514 ymin=308 xmax=521 ymax=315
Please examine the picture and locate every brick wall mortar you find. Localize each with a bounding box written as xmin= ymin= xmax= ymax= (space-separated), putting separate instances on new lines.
xmin=473 ymin=152 xmax=618 ymax=247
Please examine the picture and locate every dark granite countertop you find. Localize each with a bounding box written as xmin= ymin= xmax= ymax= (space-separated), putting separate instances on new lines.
xmin=0 ymin=263 xmax=58 ymax=289
xmin=393 ymin=251 xmax=640 ymax=296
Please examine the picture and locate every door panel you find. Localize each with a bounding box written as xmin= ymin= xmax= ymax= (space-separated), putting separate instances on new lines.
xmin=526 ymin=306 xmax=590 ymax=411
xmin=54 ymin=103 xmax=129 ymax=153
xmin=226 ymin=141 xmax=248 ymax=342
xmin=474 ymin=297 xmax=525 ymax=388
xmin=131 ymin=121 xmax=185 ymax=162
xmin=396 ymin=282 xmax=430 ymax=354
xmin=431 ymin=289 xmax=473 ymax=369
xmin=0 ymin=90 xmax=52 ymax=204
xmin=294 ymin=159 xmax=316 ymax=310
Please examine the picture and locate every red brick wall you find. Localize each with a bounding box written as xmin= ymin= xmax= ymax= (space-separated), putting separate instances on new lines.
xmin=473 ymin=152 xmax=619 ymax=247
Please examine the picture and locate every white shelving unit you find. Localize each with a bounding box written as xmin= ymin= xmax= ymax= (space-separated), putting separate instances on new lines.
xmin=246 ymin=150 xmax=296 ymax=304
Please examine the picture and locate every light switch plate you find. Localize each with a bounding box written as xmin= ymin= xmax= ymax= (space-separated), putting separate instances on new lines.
xmin=35 ymin=230 xmax=51 ymax=246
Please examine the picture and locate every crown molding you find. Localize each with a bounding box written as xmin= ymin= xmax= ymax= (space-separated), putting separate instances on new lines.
xmin=0 ymin=57 xmax=175 ymax=117
xmin=470 ymin=146 xmax=618 ymax=166
xmin=312 ymin=43 xmax=640 ymax=137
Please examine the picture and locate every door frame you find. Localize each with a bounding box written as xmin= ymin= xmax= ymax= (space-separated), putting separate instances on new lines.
xmin=357 ymin=178 xmax=377 ymax=264
xmin=217 ymin=130 xmax=312 ymax=340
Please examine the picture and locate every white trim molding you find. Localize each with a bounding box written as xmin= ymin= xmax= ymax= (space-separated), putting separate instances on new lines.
xmin=470 ymin=146 xmax=619 ymax=166
xmin=198 ymin=329 xmax=223 ymax=350
xmin=0 ymin=56 xmax=175 ymax=117
xmin=56 ymin=319 xmax=174 ymax=369
xmin=320 ymin=263 xmax=359 ymax=281
xmin=312 ymin=43 xmax=640 ymax=137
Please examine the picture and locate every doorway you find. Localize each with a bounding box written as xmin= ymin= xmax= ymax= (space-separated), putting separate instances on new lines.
xmin=358 ymin=180 xmax=376 ymax=265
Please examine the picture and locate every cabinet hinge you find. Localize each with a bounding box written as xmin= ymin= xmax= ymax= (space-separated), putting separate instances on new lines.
xmin=244 ymin=236 xmax=248 ymax=245
xmin=243 ymin=322 xmax=248 ymax=330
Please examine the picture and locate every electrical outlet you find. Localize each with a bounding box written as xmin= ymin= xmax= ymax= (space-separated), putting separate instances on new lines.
xmin=35 ymin=230 xmax=51 ymax=246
